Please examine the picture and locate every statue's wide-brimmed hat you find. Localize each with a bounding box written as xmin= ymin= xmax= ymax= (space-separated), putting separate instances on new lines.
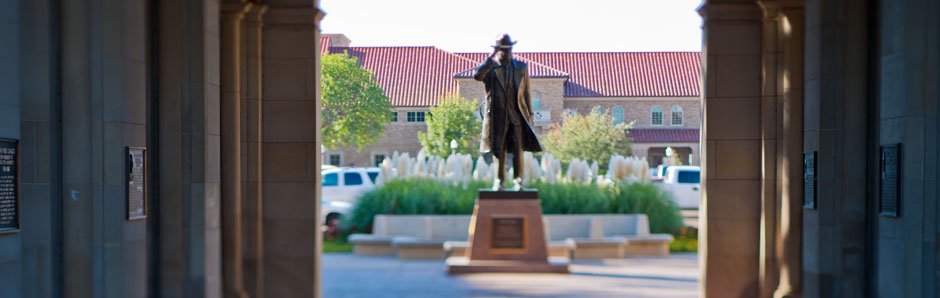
xmin=492 ymin=34 xmax=517 ymax=49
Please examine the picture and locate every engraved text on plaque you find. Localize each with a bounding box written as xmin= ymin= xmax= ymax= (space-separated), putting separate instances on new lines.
xmin=0 ymin=139 xmax=18 ymax=232
xmin=127 ymin=147 xmax=147 ymax=220
xmin=881 ymin=144 xmax=900 ymax=217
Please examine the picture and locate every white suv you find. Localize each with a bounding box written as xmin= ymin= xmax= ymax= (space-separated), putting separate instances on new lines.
xmin=659 ymin=165 xmax=700 ymax=209
xmin=320 ymin=167 xmax=380 ymax=225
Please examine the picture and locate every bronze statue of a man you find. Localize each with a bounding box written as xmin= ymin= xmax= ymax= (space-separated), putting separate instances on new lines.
xmin=475 ymin=34 xmax=543 ymax=190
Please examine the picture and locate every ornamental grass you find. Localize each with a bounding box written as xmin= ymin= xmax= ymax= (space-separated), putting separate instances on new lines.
xmin=345 ymin=178 xmax=683 ymax=234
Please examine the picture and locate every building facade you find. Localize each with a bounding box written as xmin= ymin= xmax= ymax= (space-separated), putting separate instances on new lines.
xmin=321 ymin=34 xmax=702 ymax=168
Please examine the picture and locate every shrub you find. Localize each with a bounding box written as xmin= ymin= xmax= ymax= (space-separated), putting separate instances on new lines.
xmin=417 ymin=96 xmax=481 ymax=158
xmin=609 ymin=182 xmax=683 ymax=233
xmin=347 ymin=178 xmax=683 ymax=234
xmin=541 ymin=107 xmax=632 ymax=169
xmin=670 ymin=227 xmax=698 ymax=252
xmin=529 ymin=181 xmax=613 ymax=214
xmin=346 ymin=178 xmax=486 ymax=231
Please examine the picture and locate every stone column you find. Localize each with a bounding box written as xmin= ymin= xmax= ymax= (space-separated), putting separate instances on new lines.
xmin=157 ymin=0 xmax=223 ymax=296
xmin=15 ymin=0 xmax=60 ymax=296
xmin=60 ymin=0 xmax=151 ymax=296
xmin=221 ymin=2 xmax=250 ymax=298
xmin=0 ymin=1 xmax=24 ymax=297
xmin=757 ymin=5 xmax=782 ymax=297
xmin=261 ymin=1 xmax=323 ymax=296
xmin=241 ymin=4 xmax=267 ymax=298
xmin=699 ymin=1 xmax=764 ymax=297
xmin=802 ymin=0 xmax=870 ymax=296
xmin=775 ymin=4 xmax=803 ymax=298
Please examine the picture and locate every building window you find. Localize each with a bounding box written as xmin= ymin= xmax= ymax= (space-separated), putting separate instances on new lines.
xmin=651 ymin=106 xmax=663 ymax=125
xmin=389 ymin=112 xmax=398 ymax=122
xmin=328 ymin=154 xmax=341 ymax=166
xmin=532 ymin=91 xmax=542 ymax=110
xmin=592 ymin=106 xmax=605 ymax=114
xmin=612 ymin=106 xmax=624 ymax=125
xmin=671 ymin=106 xmax=683 ymax=126
xmin=407 ymin=111 xmax=425 ymax=122
xmin=564 ymin=109 xmax=577 ymax=119
xmin=373 ymin=154 xmax=386 ymax=167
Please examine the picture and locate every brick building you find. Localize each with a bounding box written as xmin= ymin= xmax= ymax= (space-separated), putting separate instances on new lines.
xmin=321 ymin=34 xmax=701 ymax=168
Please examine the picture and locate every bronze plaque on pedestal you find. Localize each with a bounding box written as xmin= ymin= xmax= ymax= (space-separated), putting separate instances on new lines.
xmin=448 ymin=190 xmax=568 ymax=274
xmin=491 ymin=216 xmax=526 ymax=252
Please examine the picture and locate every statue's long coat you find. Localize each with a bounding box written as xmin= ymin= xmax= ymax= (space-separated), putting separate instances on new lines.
xmin=475 ymin=57 xmax=543 ymax=154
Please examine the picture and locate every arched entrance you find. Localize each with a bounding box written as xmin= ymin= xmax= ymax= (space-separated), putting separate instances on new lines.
xmin=5 ymin=0 xmax=939 ymax=297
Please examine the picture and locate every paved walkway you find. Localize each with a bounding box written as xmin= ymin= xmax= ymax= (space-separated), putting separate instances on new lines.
xmin=323 ymin=253 xmax=699 ymax=298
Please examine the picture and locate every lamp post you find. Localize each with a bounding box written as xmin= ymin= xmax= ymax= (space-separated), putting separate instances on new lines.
xmin=665 ymin=146 xmax=675 ymax=166
xmin=450 ymin=139 xmax=458 ymax=156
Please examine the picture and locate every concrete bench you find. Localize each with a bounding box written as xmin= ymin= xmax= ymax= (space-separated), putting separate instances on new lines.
xmin=391 ymin=215 xmax=471 ymax=259
xmin=348 ymin=215 xmax=429 ymax=256
xmin=543 ymin=215 xmax=627 ymax=259
xmin=443 ymin=215 xmax=577 ymax=259
xmin=591 ymin=214 xmax=673 ymax=257
xmin=543 ymin=214 xmax=673 ymax=259
xmin=351 ymin=214 xmax=673 ymax=260
xmin=542 ymin=215 xmax=612 ymax=259
xmin=442 ymin=215 xmax=590 ymax=260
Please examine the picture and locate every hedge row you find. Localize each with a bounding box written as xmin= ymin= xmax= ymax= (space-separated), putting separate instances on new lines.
xmin=346 ymin=178 xmax=683 ymax=234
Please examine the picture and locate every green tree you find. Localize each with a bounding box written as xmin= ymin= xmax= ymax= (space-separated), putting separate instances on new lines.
xmin=542 ymin=106 xmax=632 ymax=168
xmin=321 ymin=52 xmax=393 ymax=150
xmin=418 ymin=95 xmax=481 ymax=157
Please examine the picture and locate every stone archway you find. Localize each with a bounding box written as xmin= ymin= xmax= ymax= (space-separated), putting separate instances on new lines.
xmin=304 ymin=1 xmax=808 ymax=297
xmin=10 ymin=0 xmax=938 ymax=296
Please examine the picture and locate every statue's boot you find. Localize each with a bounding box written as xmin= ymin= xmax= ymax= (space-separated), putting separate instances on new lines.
xmin=512 ymin=177 xmax=523 ymax=191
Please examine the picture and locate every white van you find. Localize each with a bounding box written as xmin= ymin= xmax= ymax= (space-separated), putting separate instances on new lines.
xmin=659 ymin=165 xmax=700 ymax=209
xmin=320 ymin=167 xmax=380 ymax=225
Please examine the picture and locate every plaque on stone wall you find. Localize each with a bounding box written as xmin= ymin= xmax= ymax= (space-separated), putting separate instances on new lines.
xmin=0 ymin=139 xmax=19 ymax=233
xmin=803 ymin=151 xmax=817 ymax=209
xmin=880 ymin=144 xmax=900 ymax=217
xmin=126 ymin=147 xmax=147 ymax=220
xmin=491 ymin=216 xmax=526 ymax=252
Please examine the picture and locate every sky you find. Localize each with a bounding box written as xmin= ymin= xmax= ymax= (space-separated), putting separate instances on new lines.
xmin=320 ymin=0 xmax=704 ymax=53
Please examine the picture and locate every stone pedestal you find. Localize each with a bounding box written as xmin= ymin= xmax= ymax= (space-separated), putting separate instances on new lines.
xmin=446 ymin=190 xmax=569 ymax=274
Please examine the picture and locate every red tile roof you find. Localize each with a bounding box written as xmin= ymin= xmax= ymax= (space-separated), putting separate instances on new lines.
xmin=453 ymin=55 xmax=570 ymax=79
xmin=328 ymin=46 xmax=478 ymax=107
xmin=319 ymin=37 xmax=702 ymax=107
xmin=459 ymin=52 xmax=701 ymax=97
xmin=319 ymin=36 xmax=332 ymax=56
xmin=628 ymin=128 xmax=699 ymax=143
